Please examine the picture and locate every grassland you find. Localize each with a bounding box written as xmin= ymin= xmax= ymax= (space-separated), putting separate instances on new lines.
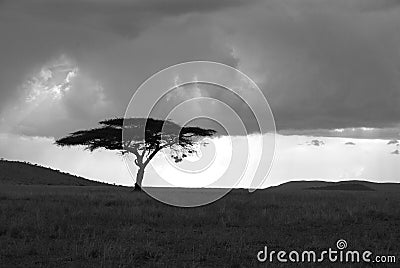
xmin=0 ymin=160 xmax=108 ymax=186
xmin=0 ymin=184 xmax=399 ymax=267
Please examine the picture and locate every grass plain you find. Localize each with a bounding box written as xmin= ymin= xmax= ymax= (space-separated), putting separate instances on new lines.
xmin=0 ymin=183 xmax=399 ymax=267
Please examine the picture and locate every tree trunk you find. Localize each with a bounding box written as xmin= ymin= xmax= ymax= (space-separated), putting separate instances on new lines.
xmin=134 ymin=167 xmax=145 ymax=191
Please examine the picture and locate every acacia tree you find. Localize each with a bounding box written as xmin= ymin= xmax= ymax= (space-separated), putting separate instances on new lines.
xmin=55 ymin=118 xmax=216 ymax=190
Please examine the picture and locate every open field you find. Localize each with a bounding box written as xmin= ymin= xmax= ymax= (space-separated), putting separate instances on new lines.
xmin=0 ymin=184 xmax=399 ymax=267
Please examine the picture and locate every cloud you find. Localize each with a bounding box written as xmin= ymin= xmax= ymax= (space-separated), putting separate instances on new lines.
xmin=224 ymin=1 xmax=400 ymax=133
xmin=0 ymin=0 xmax=250 ymax=38
xmin=387 ymin=139 xmax=399 ymax=145
xmin=0 ymin=55 xmax=113 ymax=137
xmin=1 ymin=0 xmax=400 ymax=139
xmin=0 ymin=1 xmax=241 ymax=138
xmin=345 ymin=142 xmax=356 ymax=145
xmin=391 ymin=149 xmax=400 ymax=155
xmin=355 ymin=0 xmax=400 ymax=12
xmin=308 ymin=139 xmax=325 ymax=146
xmin=280 ymin=128 xmax=400 ymax=140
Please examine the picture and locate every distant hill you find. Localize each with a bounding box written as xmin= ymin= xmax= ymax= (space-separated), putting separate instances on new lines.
xmin=306 ymin=183 xmax=375 ymax=191
xmin=0 ymin=159 xmax=110 ymax=186
xmin=270 ymin=180 xmax=400 ymax=192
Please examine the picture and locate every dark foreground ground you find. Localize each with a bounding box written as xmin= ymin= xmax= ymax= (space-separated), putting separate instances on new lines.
xmin=0 ymin=184 xmax=399 ymax=267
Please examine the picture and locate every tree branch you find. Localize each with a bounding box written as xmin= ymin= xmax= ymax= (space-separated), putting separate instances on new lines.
xmin=129 ymin=147 xmax=143 ymax=167
xmin=140 ymin=147 xmax=147 ymax=158
xmin=143 ymin=143 xmax=170 ymax=166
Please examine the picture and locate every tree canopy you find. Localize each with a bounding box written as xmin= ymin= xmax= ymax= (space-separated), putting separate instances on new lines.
xmin=55 ymin=117 xmax=216 ymax=190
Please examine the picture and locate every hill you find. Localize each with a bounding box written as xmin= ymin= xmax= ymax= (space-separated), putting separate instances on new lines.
xmin=306 ymin=183 xmax=375 ymax=191
xmin=269 ymin=180 xmax=400 ymax=192
xmin=0 ymin=159 xmax=109 ymax=186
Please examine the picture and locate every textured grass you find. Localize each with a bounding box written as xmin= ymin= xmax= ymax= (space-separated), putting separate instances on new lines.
xmin=0 ymin=160 xmax=109 ymax=186
xmin=0 ymin=185 xmax=399 ymax=267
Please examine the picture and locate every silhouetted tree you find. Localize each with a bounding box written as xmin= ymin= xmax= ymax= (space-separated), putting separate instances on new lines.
xmin=55 ymin=118 xmax=216 ymax=190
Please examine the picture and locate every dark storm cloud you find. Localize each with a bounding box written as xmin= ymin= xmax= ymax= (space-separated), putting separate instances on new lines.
xmin=0 ymin=0 xmax=244 ymax=137
xmin=0 ymin=0 xmax=248 ymax=38
xmin=217 ymin=0 xmax=400 ymax=135
xmin=1 ymin=0 xmax=400 ymax=139
xmin=357 ymin=0 xmax=400 ymax=12
xmin=262 ymin=12 xmax=400 ymax=132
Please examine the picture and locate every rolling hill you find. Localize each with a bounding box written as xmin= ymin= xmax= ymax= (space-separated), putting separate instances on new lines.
xmin=306 ymin=183 xmax=375 ymax=191
xmin=270 ymin=180 xmax=400 ymax=192
xmin=0 ymin=159 xmax=109 ymax=186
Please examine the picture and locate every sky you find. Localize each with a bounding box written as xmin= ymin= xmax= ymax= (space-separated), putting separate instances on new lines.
xmin=0 ymin=0 xmax=399 ymax=188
